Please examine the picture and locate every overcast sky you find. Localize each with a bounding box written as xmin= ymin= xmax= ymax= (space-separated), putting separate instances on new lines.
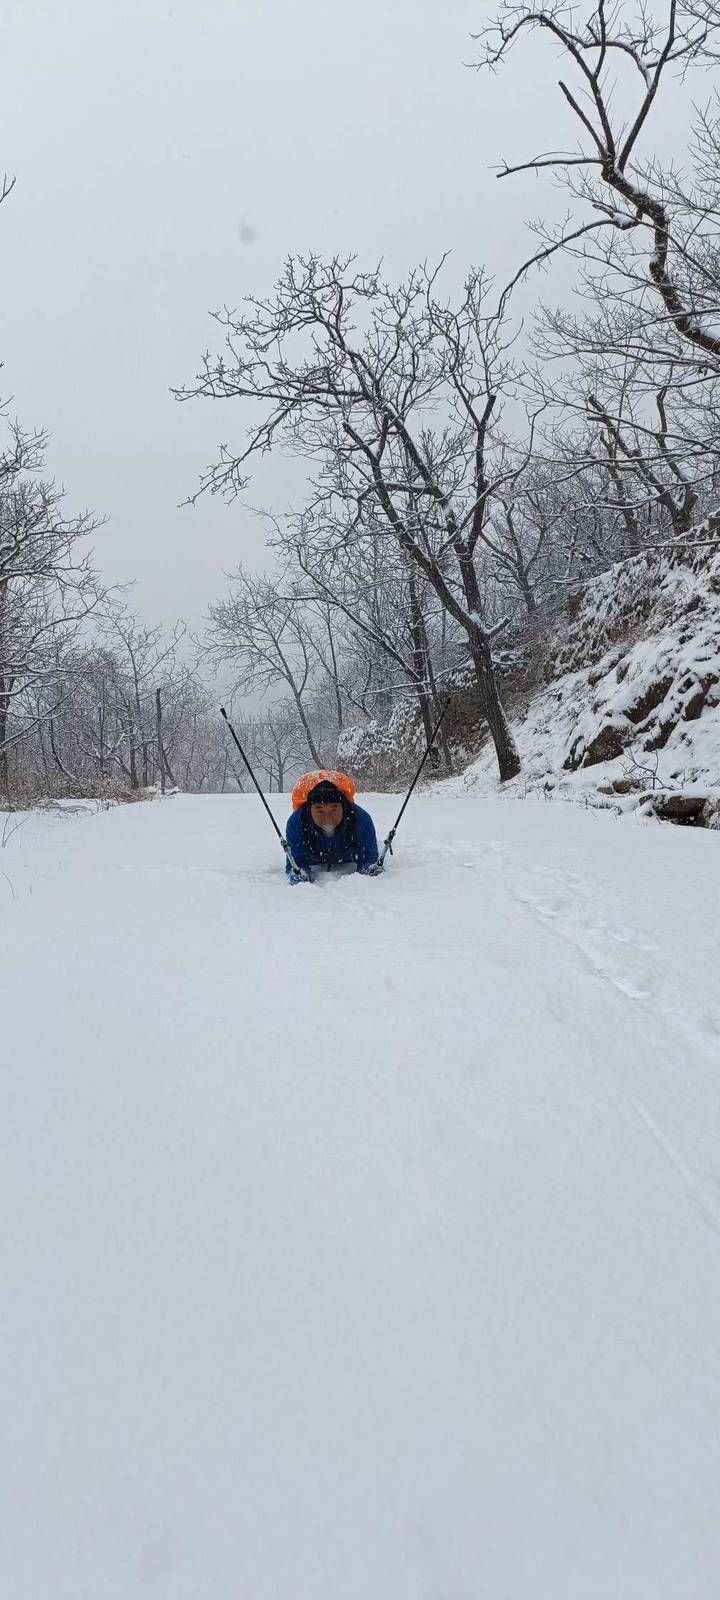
xmin=3 ymin=0 xmax=582 ymax=633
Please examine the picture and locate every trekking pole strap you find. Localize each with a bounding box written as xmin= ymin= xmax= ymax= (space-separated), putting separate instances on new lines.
xmin=378 ymin=697 xmax=452 ymax=866
xmin=220 ymin=707 xmax=307 ymax=878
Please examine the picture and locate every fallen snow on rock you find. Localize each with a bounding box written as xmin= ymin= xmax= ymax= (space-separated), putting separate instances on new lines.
xmin=2 ymin=793 xmax=720 ymax=1598
xmin=444 ymin=533 xmax=720 ymax=815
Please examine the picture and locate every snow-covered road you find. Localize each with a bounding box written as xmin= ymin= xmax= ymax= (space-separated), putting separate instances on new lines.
xmin=2 ymin=793 xmax=719 ymax=1598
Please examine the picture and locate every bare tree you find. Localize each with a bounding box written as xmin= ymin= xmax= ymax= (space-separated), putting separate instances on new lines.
xmin=0 ymin=171 xmax=15 ymax=218
xmin=0 ymin=423 xmax=104 ymax=803
xmin=95 ymin=609 xmax=187 ymax=789
xmin=205 ymin=564 xmax=333 ymax=766
xmin=255 ymin=700 xmax=308 ymax=791
xmin=291 ymin=509 xmax=456 ymax=767
xmin=477 ymin=2 xmax=720 ymax=367
xmin=179 ymin=258 xmax=524 ymax=778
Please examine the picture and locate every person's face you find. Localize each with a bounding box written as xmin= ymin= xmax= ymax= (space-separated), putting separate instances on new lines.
xmin=310 ymin=800 xmax=344 ymax=832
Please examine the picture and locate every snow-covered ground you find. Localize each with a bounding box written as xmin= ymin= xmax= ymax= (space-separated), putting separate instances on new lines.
xmin=2 ymin=793 xmax=719 ymax=1599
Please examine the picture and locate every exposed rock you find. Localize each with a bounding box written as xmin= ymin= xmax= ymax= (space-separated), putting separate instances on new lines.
xmin=580 ymin=721 xmax=628 ymax=767
xmin=643 ymin=720 xmax=674 ymax=752
xmin=564 ymin=719 xmax=628 ymax=771
xmin=625 ymin=677 xmax=674 ymax=725
xmin=588 ymin=646 xmax=626 ymax=687
xmin=642 ymin=791 xmax=709 ymax=824
xmin=682 ymin=685 xmax=706 ymax=722
xmin=606 ymin=777 xmax=641 ymax=795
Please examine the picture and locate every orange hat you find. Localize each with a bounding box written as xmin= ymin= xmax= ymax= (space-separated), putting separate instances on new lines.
xmin=291 ymin=769 xmax=356 ymax=810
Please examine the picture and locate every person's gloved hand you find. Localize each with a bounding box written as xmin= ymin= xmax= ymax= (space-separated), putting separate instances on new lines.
xmin=287 ymin=867 xmax=312 ymax=885
xmin=360 ymin=860 xmax=384 ymax=877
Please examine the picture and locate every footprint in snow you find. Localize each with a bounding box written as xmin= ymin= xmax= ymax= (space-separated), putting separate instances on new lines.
xmin=510 ymin=881 xmax=656 ymax=1003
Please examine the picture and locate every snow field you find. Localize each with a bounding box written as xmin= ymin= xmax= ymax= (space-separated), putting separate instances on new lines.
xmin=1 ymin=793 xmax=719 ymax=1598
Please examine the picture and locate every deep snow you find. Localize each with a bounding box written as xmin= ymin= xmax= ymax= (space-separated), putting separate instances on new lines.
xmin=2 ymin=792 xmax=719 ymax=1598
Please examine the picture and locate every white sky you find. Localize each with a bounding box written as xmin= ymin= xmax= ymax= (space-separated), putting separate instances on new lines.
xmin=0 ymin=0 xmax=641 ymax=633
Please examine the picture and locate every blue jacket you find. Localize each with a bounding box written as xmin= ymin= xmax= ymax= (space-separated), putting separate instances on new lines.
xmin=285 ymin=802 xmax=379 ymax=881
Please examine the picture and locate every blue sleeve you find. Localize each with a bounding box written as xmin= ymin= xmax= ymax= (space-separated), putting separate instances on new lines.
xmin=354 ymin=805 xmax=379 ymax=872
xmin=285 ymin=811 xmax=311 ymax=878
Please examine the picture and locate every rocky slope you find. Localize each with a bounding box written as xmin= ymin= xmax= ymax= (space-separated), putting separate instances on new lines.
xmin=340 ymin=518 xmax=720 ymax=825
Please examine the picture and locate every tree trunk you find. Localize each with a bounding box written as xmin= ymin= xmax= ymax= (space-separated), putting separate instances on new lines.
xmin=162 ymin=744 xmax=176 ymax=788
xmin=519 ymin=573 xmax=537 ymax=615
xmin=49 ymin=717 xmax=85 ymax=794
xmin=0 ymin=682 xmax=10 ymax=806
xmin=457 ymin=548 xmax=519 ymax=781
xmin=418 ymin=607 xmax=454 ymax=775
xmin=409 ymin=638 xmax=435 ymax=757
xmin=289 ymin=682 xmax=323 ymax=767
xmin=156 ymin=689 xmax=165 ymax=794
xmin=37 ymin=712 xmax=52 ymax=787
xmin=324 ymin=608 xmax=344 ymax=737
xmin=469 ymin=634 xmax=519 ymax=779
xmin=406 ymin=562 xmax=441 ymax=767
xmin=97 ymin=692 xmax=106 ymax=781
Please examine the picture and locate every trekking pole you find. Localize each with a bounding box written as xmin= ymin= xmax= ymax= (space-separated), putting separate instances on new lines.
xmin=378 ymin=697 xmax=452 ymax=868
xmin=220 ymin=707 xmax=309 ymax=880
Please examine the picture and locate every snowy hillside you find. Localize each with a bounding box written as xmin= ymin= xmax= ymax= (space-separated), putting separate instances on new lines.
xmin=345 ymin=528 xmax=720 ymax=821
xmin=2 ymin=793 xmax=720 ymax=1598
xmin=525 ymin=524 xmax=720 ymax=811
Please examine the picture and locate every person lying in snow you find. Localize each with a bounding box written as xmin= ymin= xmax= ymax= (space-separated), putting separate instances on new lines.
xmin=286 ymin=771 xmax=382 ymax=884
